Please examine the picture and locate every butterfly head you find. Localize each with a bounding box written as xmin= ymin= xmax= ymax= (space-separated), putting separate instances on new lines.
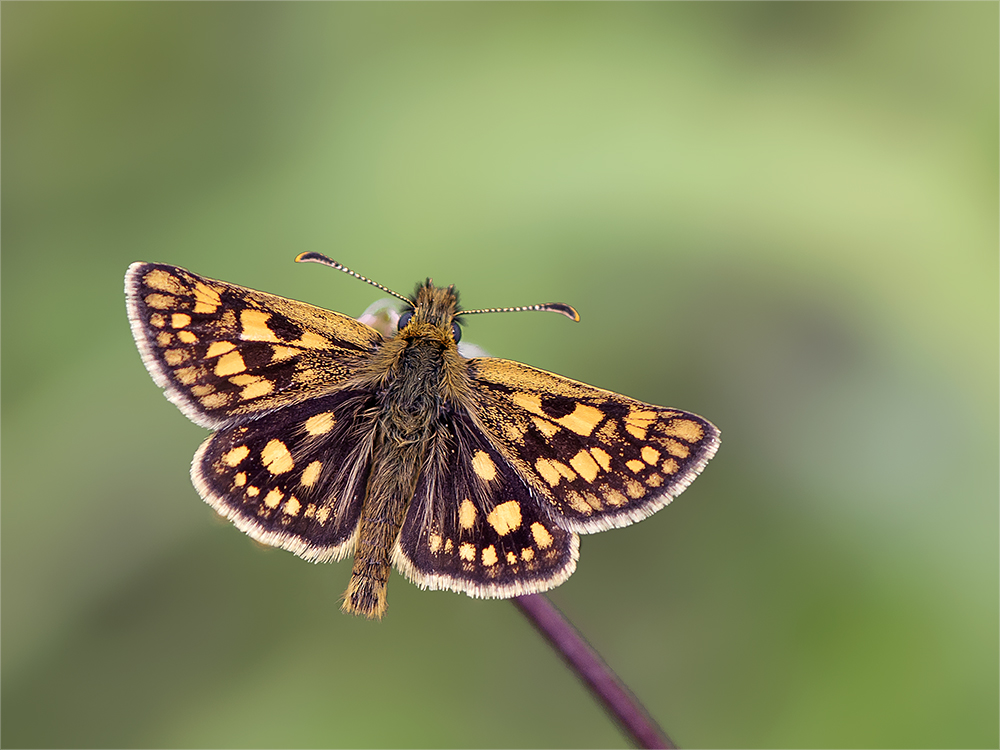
xmin=398 ymin=281 xmax=463 ymax=344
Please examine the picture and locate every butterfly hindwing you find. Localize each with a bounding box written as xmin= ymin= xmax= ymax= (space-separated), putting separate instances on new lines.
xmin=468 ymin=358 xmax=720 ymax=533
xmin=125 ymin=262 xmax=383 ymax=429
xmin=394 ymin=410 xmax=579 ymax=598
xmin=192 ymin=390 xmax=377 ymax=562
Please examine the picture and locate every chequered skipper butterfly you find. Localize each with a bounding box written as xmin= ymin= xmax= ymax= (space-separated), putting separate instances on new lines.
xmin=125 ymin=253 xmax=720 ymax=619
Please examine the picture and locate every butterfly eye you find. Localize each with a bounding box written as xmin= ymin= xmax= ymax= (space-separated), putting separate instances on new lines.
xmin=398 ymin=311 xmax=414 ymax=330
xmin=450 ymin=322 xmax=462 ymax=342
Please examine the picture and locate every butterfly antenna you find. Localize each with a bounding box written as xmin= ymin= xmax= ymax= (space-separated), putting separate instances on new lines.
xmin=460 ymin=302 xmax=580 ymax=322
xmin=295 ymin=252 xmax=411 ymax=305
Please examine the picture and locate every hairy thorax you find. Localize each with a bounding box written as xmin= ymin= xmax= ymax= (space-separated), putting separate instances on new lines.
xmin=358 ymin=321 xmax=473 ymax=441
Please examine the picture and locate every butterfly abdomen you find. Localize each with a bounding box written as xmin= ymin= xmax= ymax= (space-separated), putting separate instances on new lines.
xmin=342 ymin=435 xmax=426 ymax=618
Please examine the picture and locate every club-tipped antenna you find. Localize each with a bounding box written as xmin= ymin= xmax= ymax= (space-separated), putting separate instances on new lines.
xmin=296 ymin=252 xmax=579 ymax=321
xmin=460 ymin=302 xmax=580 ymax=322
xmin=295 ymin=252 xmax=411 ymax=305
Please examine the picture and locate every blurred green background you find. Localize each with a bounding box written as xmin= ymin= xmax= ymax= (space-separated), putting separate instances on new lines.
xmin=2 ymin=3 xmax=996 ymax=748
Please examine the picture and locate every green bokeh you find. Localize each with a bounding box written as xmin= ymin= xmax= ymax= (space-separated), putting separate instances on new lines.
xmin=3 ymin=4 xmax=996 ymax=748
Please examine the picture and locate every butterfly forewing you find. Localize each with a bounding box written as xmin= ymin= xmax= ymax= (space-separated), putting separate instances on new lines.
xmin=125 ymin=262 xmax=382 ymax=429
xmin=192 ymin=390 xmax=377 ymax=562
xmin=469 ymin=358 xmax=720 ymax=534
xmin=394 ymin=411 xmax=578 ymax=598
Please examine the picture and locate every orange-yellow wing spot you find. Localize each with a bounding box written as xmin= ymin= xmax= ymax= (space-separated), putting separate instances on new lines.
xmin=171 ymin=313 xmax=192 ymax=328
xmin=429 ymin=533 xmax=443 ymax=553
xmin=535 ymin=458 xmax=562 ymax=487
xmin=192 ymin=282 xmax=221 ymax=314
xmin=459 ymin=498 xmax=477 ymax=530
xmin=553 ymin=403 xmax=604 ymax=437
xmin=177 ymin=330 xmax=198 ymax=344
xmin=531 ymin=522 xmax=554 ymax=549
xmin=459 ymin=542 xmax=476 ymax=562
xmin=535 ymin=458 xmax=577 ymax=487
xmin=514 ymin=392 xmax=605 ymax=436
xmin=143 ymin=269 xmax=184 ymax=294
xmin=297 ymin=331 xmax=328 ymax=349
xmin=512 ymin=392 xmax=544 ymax=415
xmin=641 ymin=446 xmax=661 ymax=465
xmin=270 ymin=345 xmax=298 ymax=362
xmin=214 ymin=350 xmax=246 ymax=377
xmin=569 ymin=449 xmax=601 ymax=482
xmin=283 ymin=496 xmax=301 ymax=516
xmin=261 ymin=439 xmax=294 ymax=474
xmin=554 ymin=460 xmax=577 ymax=481
xmin=482 ymin=545 xmax=498 ymax=566
xmin=626 ymin=459 xmax=645 ymax=473
xmin=502 ymin=422 xmax=523 ymax=444
xmin=624 ymin=409 xmax=657 ymax=439
xmin=263 ymin=488 xmax=284 ymax=509
xmin=486 ymin=500 xmax=522 ymax=536
xmin=175 ymin=366 xmax=201 ymax=385
xmin=663 ymin=438 xmax=690 ymax=458
xmin=472 ymin=450 xmax=498 ymax=482
xmin=589 ymin=447 xmax=612 ymax=472
xmin=596 ymin=420 xmax=619 ymax=444
xmin=223 ymin=445 xmax=250 ymax=466
xmin=664 ymin=419 xmax=704 ymax=443
xmin=240 ymin=378 xmax=274 ymax=400
xmin=300 ymin=460 xmax=322 ymax=487
xmin=229 ymin=375 xmax=274 ymax=400
xmin=565 ymin=491 xmax=593 ymax=516
xmin=164 ymin=349 xmax=189 ymax=366
xmin=605 ymin=489 xmax=627 ymax=507
xmin=200 ymin=392 xmax=230 ymax=409
xmin=531 ymin=416 xmax=561 ymax=438
xmin=304 ymin=411 xmax=336 ymax=436
xmin=206 ymin=341 xmax=236 ymax=358
xmin=144 ymin=294 xmax=176 ymax=310
xmin=240 ymin=309 xmax=280 ymax=343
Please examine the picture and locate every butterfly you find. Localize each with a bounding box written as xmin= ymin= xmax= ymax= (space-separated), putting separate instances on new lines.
xmin=125 ymin=253 xmax=720 ymax=619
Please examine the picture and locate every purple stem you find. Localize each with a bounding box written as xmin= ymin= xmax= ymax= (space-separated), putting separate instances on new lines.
xmin=513 ymin=594 xmax=676 ymax=749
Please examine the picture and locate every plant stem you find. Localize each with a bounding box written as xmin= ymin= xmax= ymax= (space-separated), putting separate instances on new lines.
xmin=513 ymin=594 xmax=676 ymax=749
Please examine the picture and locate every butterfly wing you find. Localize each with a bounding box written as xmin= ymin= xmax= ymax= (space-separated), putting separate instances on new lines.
xmin=127 ymin=262 xmax=385 ymax=561
xmin=125 ymin=262 xmax=383 ymax=430
xmin=192 ymin=389 xmax=377 ymax=562
xmin=393 ymin=410 xmax=579 ymax=598
xmin=467 ymin=358 xmax=720 ymax=534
